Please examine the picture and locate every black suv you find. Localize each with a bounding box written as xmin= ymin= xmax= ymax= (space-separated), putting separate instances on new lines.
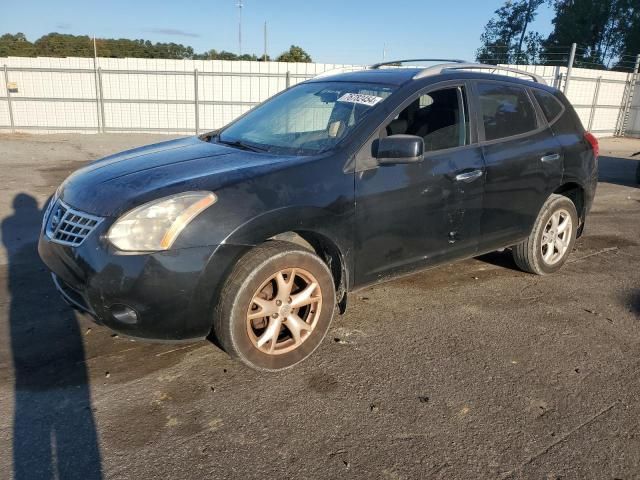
xmin=39 ymin=59 xmax=598 ymax=371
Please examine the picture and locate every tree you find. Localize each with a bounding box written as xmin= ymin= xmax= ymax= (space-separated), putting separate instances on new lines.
xmin=34 ymin=33 xmax=93 ymax=57
xmin=616 ymin=4 xmax=640 ymax=70
xmin=541 ymin=0 xmax=632 ymax=69
xmin=0 ymin=33 xmax=37 ymax=57
xmin=476 ymin=0 xmax=545 ymax=65
xmin=0 ymin=32 xmax=310 ymax=62
xmin=276 ymin=45 xmax=312 ymax=63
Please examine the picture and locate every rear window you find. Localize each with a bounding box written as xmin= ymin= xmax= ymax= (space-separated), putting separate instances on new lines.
xmin=532 ymin=89 xmax=564 ymax=124
xmin=477 ymin=82 xmax=538 ymax=141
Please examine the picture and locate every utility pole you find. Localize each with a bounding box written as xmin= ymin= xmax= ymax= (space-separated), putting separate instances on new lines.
xmin=263 ymin=21 xmax=267 ymax=61
xmin=237 ymin=0 xmax=243 ymax=56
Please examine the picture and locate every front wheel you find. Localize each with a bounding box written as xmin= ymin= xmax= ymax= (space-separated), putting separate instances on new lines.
xmin=213 ymin=241 xmax=336 ymax=371
xmin=512 ymin=194 xmax=578 ymax=275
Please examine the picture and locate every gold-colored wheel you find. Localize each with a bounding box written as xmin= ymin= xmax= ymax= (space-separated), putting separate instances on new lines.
xmin=246 ymin=268 xmax=322 ymax=355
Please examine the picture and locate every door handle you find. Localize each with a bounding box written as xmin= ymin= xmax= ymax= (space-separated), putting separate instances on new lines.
xmin=455 ymin=169 xmax=484 ymax=183
xmin=541 ymin=153 xmax=561 ymax=163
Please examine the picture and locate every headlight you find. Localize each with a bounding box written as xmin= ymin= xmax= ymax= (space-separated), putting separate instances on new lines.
xmin=107 ymin=192 xmax=217 ymax=251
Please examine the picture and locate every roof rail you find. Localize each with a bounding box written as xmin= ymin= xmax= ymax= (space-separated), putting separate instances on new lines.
xmin=413 ymin=63 xmax=547 ymax=84
xmin=371 ymin=58 xmax=466 ymax=69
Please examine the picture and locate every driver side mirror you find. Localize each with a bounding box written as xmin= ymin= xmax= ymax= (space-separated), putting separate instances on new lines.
xmin=374 ymin=134 xmax=424 ymax=165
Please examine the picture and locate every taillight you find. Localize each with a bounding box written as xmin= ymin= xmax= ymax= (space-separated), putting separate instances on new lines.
xmin=584 ymin=132 xmax=599 ymax=158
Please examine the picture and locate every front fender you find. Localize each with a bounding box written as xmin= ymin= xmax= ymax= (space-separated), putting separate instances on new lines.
xmin=223 ymin=205 xmax=350 ymax=249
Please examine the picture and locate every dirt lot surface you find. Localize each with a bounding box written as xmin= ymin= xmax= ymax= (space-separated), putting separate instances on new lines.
xmin=0 ymin=133 xmax=639 ymax=479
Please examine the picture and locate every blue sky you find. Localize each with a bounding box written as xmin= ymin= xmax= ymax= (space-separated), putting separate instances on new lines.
xmin=2 ymin=0 xmax=555 ymax=64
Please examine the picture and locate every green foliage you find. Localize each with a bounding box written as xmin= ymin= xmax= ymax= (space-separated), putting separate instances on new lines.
xmin=193 ymin=49 xmax=271 ymax=61
xmin=477 ymin=0 xmax=640 ymax=71
xmin=476 ymin=0 xmax=545 ymax=65
xmin=276 ymin=45 xmax=312 ymax=63
xmin=542 ymin=0 xmax=633 ymax=69
xmin=616 ymin=6 xmax=640 ymax=69
xmin=0 ymin=32 xmax=299 ymax=62
xmin=0 ymin=33 xmax=37 ymax=57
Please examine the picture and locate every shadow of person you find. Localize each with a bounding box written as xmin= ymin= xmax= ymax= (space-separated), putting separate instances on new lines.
xmin=598 ymin=154 xmax=640 ymax=188
xmin=2 ymin=193 xmax=102 ymax=479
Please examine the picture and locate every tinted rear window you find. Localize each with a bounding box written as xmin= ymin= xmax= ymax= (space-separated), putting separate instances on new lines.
xmin=478 ymin=82 xmax=538 ymax=141
xmin=532 ymin=89 xmax=564 ymax=124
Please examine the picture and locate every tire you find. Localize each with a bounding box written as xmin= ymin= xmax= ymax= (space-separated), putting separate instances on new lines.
xmin=512 ymin=194 xmax=578 ymax=275
xmin=213 ymin=241 xmax=336 ymax=371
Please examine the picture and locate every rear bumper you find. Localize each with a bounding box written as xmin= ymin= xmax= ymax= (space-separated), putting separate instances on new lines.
xmin=38 ymin=231 xmax=248 ymax=341
xmin=579 ymin=163 xmax=598 ymax=235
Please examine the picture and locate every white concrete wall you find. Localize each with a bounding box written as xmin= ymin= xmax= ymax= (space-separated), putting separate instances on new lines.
xmin=500 ymin=64 xmax=631 ymax=137
xmin=0 ymin=57 xmax=355 ymax=134
xmin=0 ymin=56 xmax=635 ymax=137
xmin=626 ymin=79 xmax=640 ymax=137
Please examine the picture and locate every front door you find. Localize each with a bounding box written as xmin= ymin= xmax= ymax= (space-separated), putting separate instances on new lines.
xmin=354 ymin=84 xmax=485 ymax=286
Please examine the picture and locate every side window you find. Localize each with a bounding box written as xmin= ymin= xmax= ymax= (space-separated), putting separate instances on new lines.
xmin=384 ymin=87 xmax=469 ymax=152
xmin=532 ymin=89 xmax=564 ymax=124
xmin=477 ymin=82 xmax=538 ymax=141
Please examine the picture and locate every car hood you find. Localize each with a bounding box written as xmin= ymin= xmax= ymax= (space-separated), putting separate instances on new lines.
xmin=58 ymin=136 xmax=298 ymax=216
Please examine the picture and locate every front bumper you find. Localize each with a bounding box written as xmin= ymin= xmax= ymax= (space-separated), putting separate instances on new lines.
xmin=38 ymin=228 xmax=248 ymax=341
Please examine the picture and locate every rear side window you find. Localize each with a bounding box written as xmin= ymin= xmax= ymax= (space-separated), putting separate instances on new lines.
xmin=477 ymin=82 xmax=538 ymax=141
xmin=532 ymin=89 xmax=564 ymax=124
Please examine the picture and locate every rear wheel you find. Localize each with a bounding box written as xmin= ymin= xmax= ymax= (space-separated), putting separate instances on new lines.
xmin=512 ymin=194 xmax=578 ymax=275
xmin=214 ymin=241 xmax=336 ymax=371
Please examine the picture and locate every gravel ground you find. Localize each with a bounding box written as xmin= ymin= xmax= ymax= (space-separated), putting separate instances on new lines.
xmin=0 ymin=133 xmax=639 ymax=479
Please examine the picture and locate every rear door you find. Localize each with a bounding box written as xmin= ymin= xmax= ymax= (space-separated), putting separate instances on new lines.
xmin=530 ymin=88 xmax=568 ymax=190
xmin=353 ymin=82 xmax=485 ymax=286
xmin=473 ymin=80 xmax=563 ymax=250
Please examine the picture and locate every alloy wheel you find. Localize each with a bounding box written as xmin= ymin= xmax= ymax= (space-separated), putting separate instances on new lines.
xmin=246 ymin=268 xmax=322 ymax=355
xmin=540 ymin=208 xmax=573 ymax=265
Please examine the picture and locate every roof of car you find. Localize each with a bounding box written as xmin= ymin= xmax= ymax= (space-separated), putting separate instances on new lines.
xmin=307 ymin=68 xmax=423 ymax=85
xmin=306 ymin=62 xmax=555 ymax=91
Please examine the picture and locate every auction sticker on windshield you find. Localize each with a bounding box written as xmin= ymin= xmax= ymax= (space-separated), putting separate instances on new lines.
xmin=338 ymin=93 xmax=384 ymax=107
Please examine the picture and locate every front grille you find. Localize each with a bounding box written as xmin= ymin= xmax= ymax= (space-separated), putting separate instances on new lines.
xmin=45 ymin=200 xmax=103 ymax=247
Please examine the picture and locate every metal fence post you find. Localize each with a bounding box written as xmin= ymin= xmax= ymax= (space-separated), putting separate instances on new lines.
xmin=587 ymin=76 xmax=602 ymax=131
xmin=97 ymin=67 xmax=106 ymax=132
xmin=93 ymin=60 xmax=101 ymax=132
xmin=563 ymin=43 xmax=577 ymax=94
xmin=553 ymin=69 xmax=563 ymax=90
xmin=286 ymin=71 xmax=290 ymax=88
xmin=617 ymin=54 xmax=640 ymax=136
xmin=3 ymin=65 xmax=15 ymax=133
xmin=194 ymin=69 xmax=199 ymax=135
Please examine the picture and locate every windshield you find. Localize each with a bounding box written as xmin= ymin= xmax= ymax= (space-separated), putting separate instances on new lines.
xmin=217 ymin=81 xmax=396 ymax=155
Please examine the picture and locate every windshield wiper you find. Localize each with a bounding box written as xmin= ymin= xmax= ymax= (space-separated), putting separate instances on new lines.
xmin=216 ymin=137 xmax=269 ymax=153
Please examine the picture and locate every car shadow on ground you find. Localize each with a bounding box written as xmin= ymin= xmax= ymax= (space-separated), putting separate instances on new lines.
xmin=598 ymin=154 xmax=640 ymax=188
xmin=2 ymin=193 xmax=102 ymax=480
xmin=475 ymin=249 xmax=522 ymax=272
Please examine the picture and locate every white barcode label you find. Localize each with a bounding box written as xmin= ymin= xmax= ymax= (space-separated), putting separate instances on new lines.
xmin=337 ymin=93 xmax=383 ymax=106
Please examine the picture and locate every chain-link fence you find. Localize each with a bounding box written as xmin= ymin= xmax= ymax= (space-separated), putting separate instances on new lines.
xmin=1 ymin=50 xmax=639 ymax=137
